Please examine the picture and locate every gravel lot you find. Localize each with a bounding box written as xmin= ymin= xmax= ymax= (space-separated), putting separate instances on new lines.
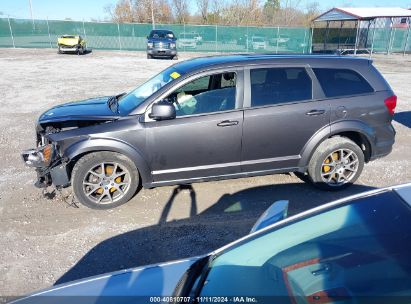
xmin=0 ymin=48 xmax=410 ymax=297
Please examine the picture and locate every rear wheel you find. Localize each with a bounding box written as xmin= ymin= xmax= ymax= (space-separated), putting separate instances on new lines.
xmin=307 ymin=137 xmax=364 ymax=191
xmin=147 ymin=54 xmax=152 ymax=59
xmin=72 ymin=152 xmax=139 ymax=209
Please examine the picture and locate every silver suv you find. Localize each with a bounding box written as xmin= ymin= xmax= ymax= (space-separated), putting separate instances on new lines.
xmin=22 ymin=55 xmax=397 ymax=209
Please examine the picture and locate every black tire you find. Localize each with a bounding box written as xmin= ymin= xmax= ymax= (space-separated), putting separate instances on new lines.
xmin=307 ymin=137 xmax=364 ymax=191
xmin=147 ymin=54 xmax=152 ymax=59
xmin=57 ymin=47 xmax=62 ymax=54
xmin=72 ymin=152 xmax=140 ymax=209
xmin=79 ymin=46 xmax=84 ymax=55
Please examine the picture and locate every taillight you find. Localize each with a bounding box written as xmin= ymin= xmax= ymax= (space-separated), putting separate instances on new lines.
xmin=384 ymin=95 xmax=397 ymax=115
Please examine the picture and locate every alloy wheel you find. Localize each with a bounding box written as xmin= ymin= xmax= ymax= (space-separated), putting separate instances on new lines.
xmin=82 ymin=162 xmax=131 ymax=204
xmin=321 ymin=148 xmax=359 ymax=186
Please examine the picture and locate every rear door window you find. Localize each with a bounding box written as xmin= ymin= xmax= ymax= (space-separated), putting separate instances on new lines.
xmin=313 ymin=68 xmax=374 ymax=98
xmin=250 ymin=67 xmax=312 ymax=107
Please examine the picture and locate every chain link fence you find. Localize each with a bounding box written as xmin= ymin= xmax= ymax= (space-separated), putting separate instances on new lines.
xmin=312 ymin=17 xmax=411 ymax=55
xmin=2 ymin=17 xmax=409 ymax=54
xmin=0 ymin=17 xmax=312 ymax=53
xmin=367 ymin=17 xmax=411 ymax=54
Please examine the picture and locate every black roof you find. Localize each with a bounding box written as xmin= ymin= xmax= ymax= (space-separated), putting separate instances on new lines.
xmin=172 ymin=54 xmax=371 ymax=74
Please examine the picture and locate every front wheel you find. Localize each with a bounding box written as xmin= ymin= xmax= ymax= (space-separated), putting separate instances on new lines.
xmin=72 ymin=152 xmax=140 ymax=209
xmin=307 ymin=137 xmax=364 ymax=191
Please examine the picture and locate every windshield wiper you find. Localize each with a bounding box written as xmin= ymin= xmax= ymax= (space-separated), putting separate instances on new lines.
xmin=107 ymin=93 xmax=126 ymax=113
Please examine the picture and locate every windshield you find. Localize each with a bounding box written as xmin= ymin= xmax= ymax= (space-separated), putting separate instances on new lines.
xmin=117 ymin=66 xmax=183 ymax=115
xmin=181 ymin=33 xmax=195 ymax=39
xmin=149 ymin=30 xmax=174 ymax=39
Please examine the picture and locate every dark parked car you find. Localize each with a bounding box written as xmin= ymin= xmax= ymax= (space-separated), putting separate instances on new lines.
xmin=13 ymin=183 xmax=411 ymax=302
xmin=21 ymin=55 xmax=397 ymax=209
xmin=146 ymin=29 xmax=177 ymax=60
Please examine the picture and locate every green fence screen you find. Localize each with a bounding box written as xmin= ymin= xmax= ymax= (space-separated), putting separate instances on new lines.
xmin=1 ymin=17 xmax=409 ymax=54
xmin=0 ymin=17 xmax=312 ymax=53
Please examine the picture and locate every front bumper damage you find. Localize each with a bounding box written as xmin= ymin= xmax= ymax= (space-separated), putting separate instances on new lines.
xmin=58 ymin=43 xmax=81 ymax=52
xmin=21 ymin=144 xmax=70 ymax=189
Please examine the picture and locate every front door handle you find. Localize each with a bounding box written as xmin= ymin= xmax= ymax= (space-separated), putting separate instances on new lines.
xmin=217 ymin=120 xmax=239 ymax=127
xmin=306 ymin=109 xmax=326 ymax=116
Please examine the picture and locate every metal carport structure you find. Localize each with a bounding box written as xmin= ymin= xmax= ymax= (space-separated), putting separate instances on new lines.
xmin=311 ymin=7 xmax=411 ymax=55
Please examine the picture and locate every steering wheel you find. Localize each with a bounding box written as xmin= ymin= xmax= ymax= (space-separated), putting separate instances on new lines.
xmin=165 ymin=95 xmax=181 ymax=111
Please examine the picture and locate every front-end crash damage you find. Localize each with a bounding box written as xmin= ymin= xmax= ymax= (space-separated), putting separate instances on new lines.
xmin=22 ymin=118 xmax=119 ymax=190
xmin=21 ymin=141 xmax=64 ymax=188
xmin=21 ymin=96 xmax=124 ymax=189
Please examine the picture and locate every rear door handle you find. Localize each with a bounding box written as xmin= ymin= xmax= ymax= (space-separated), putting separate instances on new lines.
xmin=306 ymin=109 xmax=326 ymax=116
xmin=217 ymin=120 xmax=239 ymax=127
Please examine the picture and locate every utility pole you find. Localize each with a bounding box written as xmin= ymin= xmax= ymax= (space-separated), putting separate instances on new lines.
xmin=151 ymin=0 xmax=155 ymax=29
xmin=128 ymin=0 xmax=133 ymax=22
xmin=28 ymin=0 xmax=35 ymax=30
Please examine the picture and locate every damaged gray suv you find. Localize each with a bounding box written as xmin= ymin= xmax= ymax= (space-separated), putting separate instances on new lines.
xmin=22 ymin=55 xmax=397 ymax=209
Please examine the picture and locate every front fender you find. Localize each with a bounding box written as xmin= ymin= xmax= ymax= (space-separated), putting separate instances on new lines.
xmin=298 ymin=120 xmax=375 ymax=168
xmin=64 ymin=138 xmax=152 ymax=185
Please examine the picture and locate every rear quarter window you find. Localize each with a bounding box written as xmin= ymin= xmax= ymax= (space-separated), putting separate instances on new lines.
xmin=313 ymin=68 xmax=374 ymax=98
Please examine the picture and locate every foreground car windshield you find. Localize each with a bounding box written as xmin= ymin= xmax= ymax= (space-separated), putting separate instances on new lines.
xmin=199 ymin=191 xmax=411 ymax=299
xmin=118 ymin=66 xmax=182 ymax=114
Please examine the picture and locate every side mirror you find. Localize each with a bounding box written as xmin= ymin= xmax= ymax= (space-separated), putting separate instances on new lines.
xmin=149 ymin=101 xmax=176 ymax=121
xmin=250 ymin=200 xmax=289 ymax=233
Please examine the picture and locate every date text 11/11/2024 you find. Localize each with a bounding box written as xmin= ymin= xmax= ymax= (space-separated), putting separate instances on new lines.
xmin=149 ymin=296 xmax=258 ymax=303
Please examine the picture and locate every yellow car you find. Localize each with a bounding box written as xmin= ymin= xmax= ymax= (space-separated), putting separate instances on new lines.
xmin=57 ymin=35 xmax=86 ymax=55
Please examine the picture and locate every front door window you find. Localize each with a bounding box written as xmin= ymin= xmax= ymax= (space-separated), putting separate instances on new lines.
xmin=166 ymin=72 xmax=237 ymax=116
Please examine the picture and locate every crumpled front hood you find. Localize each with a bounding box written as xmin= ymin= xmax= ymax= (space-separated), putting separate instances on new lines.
xmin=13 ymin=257 xmax=200 ymax=303
xmin=39 ymin=96 xmax=120 ymax=124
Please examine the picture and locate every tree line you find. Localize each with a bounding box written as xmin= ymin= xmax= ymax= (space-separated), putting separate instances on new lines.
xmin=105 ymin=0 xmax=322 ymax=27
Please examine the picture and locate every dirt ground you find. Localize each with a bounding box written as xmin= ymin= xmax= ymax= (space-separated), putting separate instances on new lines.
xmin=0 ymin=48 xmax=410 ymax=297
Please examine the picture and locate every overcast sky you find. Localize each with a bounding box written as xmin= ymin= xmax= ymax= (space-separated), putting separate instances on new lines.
xmin=1 ymin=0 xmax=411 ymax=21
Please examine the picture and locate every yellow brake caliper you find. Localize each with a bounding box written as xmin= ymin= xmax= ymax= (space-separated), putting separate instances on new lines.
xmin=323 ymin=158 xmax=331 ymax=173
xmin=323 ymin=152 xmax=339 ymax=174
